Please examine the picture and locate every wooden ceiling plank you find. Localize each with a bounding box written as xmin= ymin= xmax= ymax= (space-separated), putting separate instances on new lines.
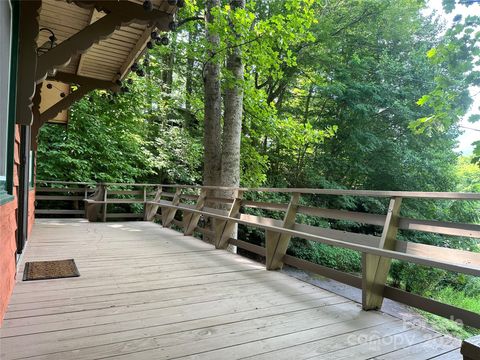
xmin=119 ymin=26 xmax=152 ymax=79
xmin=77 ymin=8 xmax=97 ymax=76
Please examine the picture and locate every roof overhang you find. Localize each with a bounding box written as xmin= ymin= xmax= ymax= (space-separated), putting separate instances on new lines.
xmin=21 ymin=0 xmax=177 ymax=133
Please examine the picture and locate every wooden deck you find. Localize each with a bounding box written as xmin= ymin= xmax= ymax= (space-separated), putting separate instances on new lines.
xmin=0 ymin=219 xmax=462 ymax=360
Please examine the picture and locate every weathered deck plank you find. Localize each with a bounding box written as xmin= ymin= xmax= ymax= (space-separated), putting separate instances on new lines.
xmin=0 ymin=219 xmax=462 ymax=359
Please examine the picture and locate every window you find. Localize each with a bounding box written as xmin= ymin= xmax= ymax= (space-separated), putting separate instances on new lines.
xmin=0 ymin=0 xmax=12 ymax=194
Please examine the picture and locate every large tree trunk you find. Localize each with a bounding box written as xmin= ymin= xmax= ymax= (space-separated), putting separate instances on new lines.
xmin=203 ymin=0 xmax=222 ymax=187
xmin=220 ymin=0 xmax=246 ymax=253
xmin=202 ymin=0 xmax=223 ymax=245
xmin=221 ymin=0 xmax=245 ymax=189
xmin=185 ymin=31 xmax=194 ymax=112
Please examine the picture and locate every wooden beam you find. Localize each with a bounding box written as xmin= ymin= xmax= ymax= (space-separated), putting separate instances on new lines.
xmin=215 ymin=190 xmax=244 ymax=249
xmin=162 ymin=188 xmax=182 ymax=227
xmin=76 ymin=7 xmax=96 ymax=75
xmin=38 ymin=85 xmax=94 ymax=126
xmin=266 ymin=193 xmax=300 ymax=270
xmin=145 ymin=186 xmax=163 ymax=221
xmin=184 ymin=189 xmax=207 ymax=235
xmin=362 ymin=197 xmax=402 ymax=310
xmin=36 ymin=2 xmax=171 ymax=82
xmin=384 ymin=286 xmax=480 ymax=329
xmin=47 ymin=72 xmax=119 ymax=91
xmin=30 ymin=84 xmax=43 ymax=150
xmin=31 ymin=73 xmax=118 ymax=141
xmin=462 ymin=335 xmax=480 ymax=360
xmin=16 ymin=0 xmax=41 ymax=125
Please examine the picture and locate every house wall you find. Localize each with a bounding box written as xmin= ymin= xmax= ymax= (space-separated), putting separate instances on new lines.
xmin=0 ymin=125 xmax=35 ymax=325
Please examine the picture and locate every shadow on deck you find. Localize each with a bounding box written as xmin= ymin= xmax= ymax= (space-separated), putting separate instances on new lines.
xmin=0 ymin=219 xmax=462 ymax=359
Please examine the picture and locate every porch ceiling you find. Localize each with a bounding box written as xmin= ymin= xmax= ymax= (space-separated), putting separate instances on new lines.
xmin=37 ymin=0 xmax=176 ymax=124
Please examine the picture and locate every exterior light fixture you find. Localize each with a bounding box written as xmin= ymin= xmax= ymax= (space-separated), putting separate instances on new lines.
xmin=143 ymin=0 xmax=153 ymax=11
xmin=37 ymin=28 xmax=57 ymax=55
xmin=160 ymin=36 xmax=169 ymax=46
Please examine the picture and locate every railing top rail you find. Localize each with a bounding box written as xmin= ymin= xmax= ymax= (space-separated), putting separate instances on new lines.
xmin=35 ymin=180 xmax=480 ymax=200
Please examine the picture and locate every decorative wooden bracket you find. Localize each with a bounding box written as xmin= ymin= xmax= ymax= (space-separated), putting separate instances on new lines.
xmin=31 ymin=72 xmax=120 ymax=148
xmin=35 ymin=1 xmax=171 ymax=82
xmin=266 ymin=193 xmax=300 ymax=270
xmin=184 ymin=189 xmax=207 ymax=236
xmin=215 ymin=190 xmax=244 ymax=249
xmin=30 ymin=84 xmax=43 ymax=150
xmin=462 ymin=335 xmax=480 ymax=360
xmin=145 ymin=186 xmax=163 ymax=221
xmin=16 ymin=1 xmax=41 ymax=125
xmin=362 ymin=197 xmax=402 ymax=310
xmin=162 ymin=188 xmax=182 ymax=227
xmin=31 ymin=85 xmax=94 ymax=147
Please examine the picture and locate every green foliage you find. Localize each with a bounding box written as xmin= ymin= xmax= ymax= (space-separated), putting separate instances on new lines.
xmin=288 ymin=240 xmax=362 ymax=273
xmin=37 ymin=92 xmax=152 ymax=183
xmin=411 ymin=12 xmax=479 ymax=134
xmin=389 ymin=261 xmax=447 ymax=297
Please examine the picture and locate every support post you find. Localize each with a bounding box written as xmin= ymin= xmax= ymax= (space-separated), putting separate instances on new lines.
xmin=184 ymin=189 xmax=207 ymax=235
xmin=102 ymin=185 xmax=108 ymax=222
xmin=145 ymin=186 xmax=162 ymax=221
xmin=462 ymin=335 xmax=480 ymax=360
xmin=362 ymin=196 xmax=402 ymax=310
xmin=266 ymin=193 xmax=300 ymax=270
xmin=162 ymin=188 xmax=181 ymax=227
xmin=31 ymin=85 xmax=94 ymax=144
xmin=215 ymin=190 xmax=244 ymax=249
xmin=85 ymin=184 xmax=106 ymax=221
xmin=16 ymin=0 xmax=41 ymax=126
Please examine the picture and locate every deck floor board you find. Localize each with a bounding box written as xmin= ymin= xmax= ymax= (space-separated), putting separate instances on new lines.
xmin=0 ymin=219 xmax=462 ymax=359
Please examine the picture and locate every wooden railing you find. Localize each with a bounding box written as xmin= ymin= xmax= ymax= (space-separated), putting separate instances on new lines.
xmin=35 ymin=180 xmax=480 ymax=329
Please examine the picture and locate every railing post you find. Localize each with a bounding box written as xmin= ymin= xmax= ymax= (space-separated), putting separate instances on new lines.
xmin=362 ymin=196 xmax=402 ymax=310
xmin=102 ymin=184 xmax=108 ymax=222
xmin=144 ymin=186 xmax=162 ymax=221
xmin=266 ymin=192 xmax=300 ymax=270
xmin=215 ymin=190 xmax=244 ymax=249
xmin=85 ymin=183 xmax=106 ymax=222
xmin=184 ymin=189 xmax=207 ymax=236
xmin=142 ymin=185 xmax=147 ymax=220
xmin=162 ymin=187 xmax=181 ymax=227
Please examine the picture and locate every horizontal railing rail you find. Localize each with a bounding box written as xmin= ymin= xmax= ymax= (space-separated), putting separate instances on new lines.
xmin=34 ymin=180 xmax=480 ymax=328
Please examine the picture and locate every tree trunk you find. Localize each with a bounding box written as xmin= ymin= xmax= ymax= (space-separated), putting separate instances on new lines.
xmin=220 ymin=0 xmax=246 ymax=253
xmin=203 ymin=0 xmax=222 ymax=187
xmin=185 ymin=32 xmax=194 ymax=112
xmin=221 ymin=0 xmax=245 ymax=189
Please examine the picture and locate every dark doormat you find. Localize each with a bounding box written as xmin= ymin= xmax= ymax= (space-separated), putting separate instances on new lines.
xmin=23 ymin=259 xmax=80 ymax=281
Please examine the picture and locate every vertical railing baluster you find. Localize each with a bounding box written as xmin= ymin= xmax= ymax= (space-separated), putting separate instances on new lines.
xmin=362 ymin=196 xmax=402 ymax=310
